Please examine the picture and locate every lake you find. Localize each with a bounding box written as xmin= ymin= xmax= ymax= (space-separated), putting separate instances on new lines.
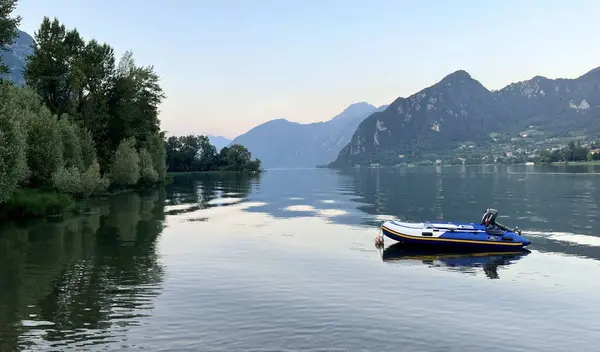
xmin=1 ymin=165 xmax=600 ymax=351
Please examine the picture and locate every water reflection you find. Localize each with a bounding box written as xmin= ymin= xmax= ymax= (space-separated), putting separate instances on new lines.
xmin=381 ymin=243 xmax=530 ymax=280
xmin=165 ymin=172 xmax=258 ymax=215
xmin=208 ymin=166 xmax=600 ymax=262
xmin=0 ymin=189 xmax=166 ymax=351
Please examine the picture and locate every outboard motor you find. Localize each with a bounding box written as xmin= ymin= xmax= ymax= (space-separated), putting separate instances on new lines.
xmin=481 ymin=208 xmax=524 ymax=236
xmin=481 ymin=208 xmax=499 ymax=227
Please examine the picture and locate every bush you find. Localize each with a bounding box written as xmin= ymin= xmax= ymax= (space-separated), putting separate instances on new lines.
xmin=110 ymin=137 xmax=140 ymax=186
xmin=138 ymin=148 xmax=158 ymax=184
xmin=51 ymin=166 xmax=82 ymax=195
xmin=79 ymin=160 xmax=109 ymax=196
xmin=51 ymin=160 xmax=110 ymax=197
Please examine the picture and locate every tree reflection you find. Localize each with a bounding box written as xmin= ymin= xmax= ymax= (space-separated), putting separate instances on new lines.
xmin=0 ymin=188 xmax=166 ymax=351
xmin=165 ymin=173 xmax=257 ymax=215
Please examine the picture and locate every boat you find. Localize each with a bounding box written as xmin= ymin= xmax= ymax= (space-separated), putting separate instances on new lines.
xmin=380 ymin=208 xmax=531 ymax=250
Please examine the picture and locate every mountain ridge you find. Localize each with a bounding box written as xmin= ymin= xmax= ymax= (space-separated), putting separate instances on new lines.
xmin=207 ymin=135 xmax=232 ymax=151
xmin=229 ymin=102 xmax=387 ymax=168
xmin=0 ymin=29 xmax=35 ymax=85
xmin=330 ymin=66 xmax=600 ymax=167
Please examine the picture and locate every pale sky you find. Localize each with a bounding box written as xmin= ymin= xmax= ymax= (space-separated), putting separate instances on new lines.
xmin=13 ymin=0 xmax=600 ymax=139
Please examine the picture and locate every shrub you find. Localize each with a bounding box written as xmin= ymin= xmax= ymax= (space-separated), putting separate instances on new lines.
xmin=51 ymin=166 xmax=82 ymax=195
xmin=110 ymin=137 xmax=140 ymax=186
xmin=79 ymin=160 xmax=109 ymax=196
xmin=52 ymin=160 xmax=110 ymax=197
xmin=138 ymin=148 xmax=158 ymax=184
xmin=0 ymin=188 xmax=74 ymax=220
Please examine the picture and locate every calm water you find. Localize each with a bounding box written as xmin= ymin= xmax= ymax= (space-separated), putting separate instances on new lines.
xmin=1 ymin=165 xmax=600 ymax=351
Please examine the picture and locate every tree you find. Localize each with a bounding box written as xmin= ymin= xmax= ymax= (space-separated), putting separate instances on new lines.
xmin=110 ymin=137 xmax=140 ymax=186
xmin=138 ymin=147 xmax=158 ymax=184
xmin=77 ymin=124 xmax=97 ymax=170
xmin=196 ymin=135 xmax=217 ymax=171
xmin=24 ymin=17 xmax=85 ymax=117
xmin=106 ymin=51 xmax=165 ymax=162
xmin=0 ymin=0 xmax=21 ymax=76
xmin=164 ymin=135 xmax=262 ymax=174
xmin=58 ymin=115 xmax=84 ymax=170
xmin=0 ymin=82 xmax=29 ymax=203
xmin=144 ymin=131 xmax=166 ymax=181
xmin=217 ymin=144 xmax=253 ymax=171
xmin=26 ymin=107 xmax=63 ymax=185
xmin=23 ymin=18 xmax=166 ymax=174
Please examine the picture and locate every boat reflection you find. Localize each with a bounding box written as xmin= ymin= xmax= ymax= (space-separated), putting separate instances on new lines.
xmin=381 ymin=243 xmax=530 ymax=279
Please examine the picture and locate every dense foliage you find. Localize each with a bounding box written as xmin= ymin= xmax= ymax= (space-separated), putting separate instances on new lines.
xmin=536 ymin=141 xmax=600 ymax=163
xmin=165 ymin=135 xmax=262 ymax=173
xmin=0 ymin=3 xmax=170 ymax=218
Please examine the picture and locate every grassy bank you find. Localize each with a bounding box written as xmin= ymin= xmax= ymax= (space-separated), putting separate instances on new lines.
xmin=0 ymin=188 xmax=78 ymax=221
xmin=0 ymin=181 xmax=170 ymax=223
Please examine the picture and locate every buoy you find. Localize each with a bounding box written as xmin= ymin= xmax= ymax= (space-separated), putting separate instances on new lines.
xmin=375 ymin=235 xmax=384 ymax=248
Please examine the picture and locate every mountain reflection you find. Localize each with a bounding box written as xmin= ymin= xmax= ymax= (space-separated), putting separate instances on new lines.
xmin=0 ymin=189 xmax=166 ymax=351
xmin=381 ymin=243 xmax=530 ymax=280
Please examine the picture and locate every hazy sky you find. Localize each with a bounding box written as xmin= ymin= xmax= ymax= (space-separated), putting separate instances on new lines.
xmin=13 ymin=0 xmax=600 ymax=139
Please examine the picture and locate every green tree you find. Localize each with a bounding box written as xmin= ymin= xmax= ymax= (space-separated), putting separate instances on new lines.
xmin=106 ymin=51 xmax=165 ymax=162
xmin=196 ymin=135 xmax=217 ymax=171
xmin=0 ymin=0 xmax=21 ymax=76
xmin=110 ymin=137 xmax=140 ymax=186
xmin=0 ymin=82 xmax=29 ymax=203
xmin=23 ymin=18 xmax=166 ymax=174
xmin=217 ymin=145 xmax=252 ymax=171
xmin=77 ymin=125 xmax=97 ymax=170
xmin=26 ymin=107 xmax=63 ymax=185
xmin=58 ymin=115 xmax=84 ymax=170
xmin=24 ymin=17 xmax=85 ymax=117
xmin=144 ymin=132 xmax=167 ymax=181
xmin=138 ymin=148 xmax=158 ymax=184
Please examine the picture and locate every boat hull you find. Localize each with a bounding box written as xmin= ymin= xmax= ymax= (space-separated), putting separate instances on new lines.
xmin=381 ymin=220 xmax=531 ymax=250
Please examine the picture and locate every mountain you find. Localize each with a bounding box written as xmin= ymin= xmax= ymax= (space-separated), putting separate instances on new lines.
xmin=228 ymin=102 xmax=387 ymax=168
xmin=329 ymin=67 xmax=600 ymax=167
xmin=208 ymin=135 xmax=231 ymax=151
xmin=0 ymin=29 xmax=35 ymax=86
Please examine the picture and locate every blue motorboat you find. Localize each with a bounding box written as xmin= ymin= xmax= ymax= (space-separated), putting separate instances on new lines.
xmin=380 ymin=208 xmax=531 ymax=250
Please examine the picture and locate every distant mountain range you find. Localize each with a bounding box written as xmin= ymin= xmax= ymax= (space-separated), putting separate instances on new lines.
xmin=229 ymin=102 xmax=388 ymax=168
xmin=0 ymin=29 xmax=35 ymax=86
xmin=5 ymin=29 xmax=599 ymax=169
xmin=329 ymin=66 xmax=600 ymax=167
xmin=208 ymin=135 xmax=231 ymax=151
